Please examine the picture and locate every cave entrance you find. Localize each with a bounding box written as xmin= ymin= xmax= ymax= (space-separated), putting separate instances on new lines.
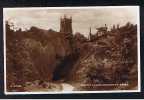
xmin=52 ymin=53 xmax=78 ymax=82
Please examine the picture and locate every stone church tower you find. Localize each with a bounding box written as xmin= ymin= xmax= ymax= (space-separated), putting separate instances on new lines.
xmin=60 ymin=15 xmax=76 ymax=53
xmin=60 ymin=15 xmax=73 ymax=34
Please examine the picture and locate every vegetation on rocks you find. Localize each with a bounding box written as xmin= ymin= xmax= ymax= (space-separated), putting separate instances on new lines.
xmin=6 ymin=21 xmax=138 ymax=91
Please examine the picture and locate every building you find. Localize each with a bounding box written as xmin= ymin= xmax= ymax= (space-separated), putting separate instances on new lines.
xmin=96 ymin=24 xmax=108 ymax=37
xmin=60 ymin=15 xmax=76 ymax=52
xmin=60 ymin=15 xmax=73 ymax=34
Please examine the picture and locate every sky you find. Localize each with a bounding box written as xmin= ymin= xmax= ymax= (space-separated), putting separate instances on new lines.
xmin=4 ymin=6 xmax=139 ymax=37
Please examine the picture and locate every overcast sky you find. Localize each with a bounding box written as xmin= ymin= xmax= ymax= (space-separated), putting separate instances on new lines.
xmin=4 ymin=6 xmax=139 ymax=37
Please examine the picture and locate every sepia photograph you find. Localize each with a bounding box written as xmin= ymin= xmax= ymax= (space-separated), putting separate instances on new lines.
xmin=3 ymin=6 xmax=140 ymax=94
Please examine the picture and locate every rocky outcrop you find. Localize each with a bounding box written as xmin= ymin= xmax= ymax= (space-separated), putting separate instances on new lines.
xmin=25 ymin=28 xmax=74 ymax=81
xmin=70 ymin=23 xmax=138 ymax=90
xmin=6 ymin=25 xmax=75 ymax=88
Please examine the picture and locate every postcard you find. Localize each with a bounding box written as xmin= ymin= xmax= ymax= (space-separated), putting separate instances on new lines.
xmin=3 ymin=6 xmax=140 ymax=94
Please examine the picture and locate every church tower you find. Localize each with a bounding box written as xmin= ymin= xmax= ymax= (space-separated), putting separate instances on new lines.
xmin=60 ymin=15 xmax=73 ymax=34
xmin=60 ymin=15 xmax=75 ymax=52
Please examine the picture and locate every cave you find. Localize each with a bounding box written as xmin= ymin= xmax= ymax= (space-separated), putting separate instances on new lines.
xmin=52 ymin=53 xmax=79 ymax=82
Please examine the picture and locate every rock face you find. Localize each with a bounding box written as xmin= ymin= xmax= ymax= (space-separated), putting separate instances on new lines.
xmin=26 ymin=28 xmax=74 ymax=81
xmin=6 ymin=25 xmax=75 ymax=89
xmin=70 ymin=23 xmax=138 ymax=90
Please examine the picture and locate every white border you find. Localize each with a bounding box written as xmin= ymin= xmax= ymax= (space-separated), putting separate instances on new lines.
xmin=3 ymin=6 xmax=141 ymax=95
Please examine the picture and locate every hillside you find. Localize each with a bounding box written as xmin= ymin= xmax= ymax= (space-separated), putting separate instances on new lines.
xmin=6 ymin=21 xmax=138 ymax=91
